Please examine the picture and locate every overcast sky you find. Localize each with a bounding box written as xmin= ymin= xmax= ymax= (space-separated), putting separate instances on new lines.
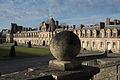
xmin=0 ymin=0 xmax=120 ymax=31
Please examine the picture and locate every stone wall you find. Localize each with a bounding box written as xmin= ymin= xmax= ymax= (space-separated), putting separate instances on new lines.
xmin=94 ymin=66 xmax=117 ymax=80
xmin=82 ymin=58 xmax=120 ymax=80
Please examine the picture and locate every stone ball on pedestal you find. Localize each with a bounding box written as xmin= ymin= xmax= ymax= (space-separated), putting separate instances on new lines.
xmin=49 ymin=31 xmax=81 ymax=61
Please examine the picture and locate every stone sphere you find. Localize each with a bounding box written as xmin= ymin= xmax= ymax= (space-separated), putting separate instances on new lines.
xmin=49 ymin=31 xmax=81 ymax=61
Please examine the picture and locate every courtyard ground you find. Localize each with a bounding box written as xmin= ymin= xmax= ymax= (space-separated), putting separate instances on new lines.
xmin=0 ymin=56 xmax=54 ymax=74
xmin=0 ymin=48 xmax=102 ymax=74
xmin=0 ymin=43 xmax=52 ymax=74
xmin=0 ymin=43 xmax=119 ymax=76
xmin=1 ymin=50 xmax=120 ymax=75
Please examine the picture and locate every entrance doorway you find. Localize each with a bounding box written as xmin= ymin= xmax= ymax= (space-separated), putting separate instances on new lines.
xmin=107 ymin=42 xmax=111 ymax=50
xmin=43 ymin=41 xmax=45 ymax=46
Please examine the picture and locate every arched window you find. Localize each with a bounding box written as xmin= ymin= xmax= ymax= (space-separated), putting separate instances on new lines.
xmin=100 ymin=29 xmax=105 ymax=38
xmin=112 ymin=28 xmax=118 ymax=38
xmin=87 ymin=29 xmax=91 ymax=38
xmin=82 ymin=30 xmax=86 ymax=38
xmin=92 ymin=29 xmax=97 ymax=38
xmin=106 ymin=29 xmax=111 ymax=38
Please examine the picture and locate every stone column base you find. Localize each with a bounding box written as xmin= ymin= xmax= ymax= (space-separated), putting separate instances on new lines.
xmin=49 ymin=59 xmax=81 ymax=71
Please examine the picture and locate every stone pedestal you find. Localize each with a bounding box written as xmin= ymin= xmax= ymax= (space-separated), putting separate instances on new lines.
xmin=49 ymin=60 xmax=81 ymax=71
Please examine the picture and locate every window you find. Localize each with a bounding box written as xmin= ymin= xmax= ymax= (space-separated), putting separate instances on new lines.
xmin=82 ymin=41 xmax=85 ymax=48
xmin=47 ymin=40 xmax=48 ymax=44
xmin=40 ymin=40 xmax=41 ymax=44
xmin=31 ymin=33 xmax=33 ymax=37
xmin=107 ymin=42 xmax=111 ymax=50
xmin=40 ymin=34 xmax=41 ymax=37
xmin=93 ymin=42 xmax=95 ymax=47
xmin=83 ymin=34 xmax=85 ymax=37
xmin=46 ymin=34 xmax=48 ymax=38
xmin=41 ymin=34 xmax=43 ymax=37
xmin=113 ymin=42 xmax=116 ymax=48
xmin=49 ymin=34 xmax=51 ymax=38
xmin=107 ymin=33 xmax=110 ymax=38
xmin=93 ymin=33 xmax=95 ymax=38
xmin=43 ymin=34 xmax=45 ymax=37
xmin=29 ymin=33 xmax=30 ymax=37
xmin=87 ymin=33 xmax=89 ymax=38
xmin=100 ymin=42 xmax=103 ymax=48
xmin=113 ymin=33 xmax=116 ymax=38
xmin=87 ymin=41 xmax=89 ymax=47
xmin=101 ymin=33 xmax=104 ymax=38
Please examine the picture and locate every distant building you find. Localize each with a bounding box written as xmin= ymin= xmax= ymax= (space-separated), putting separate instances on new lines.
xmin=6 ymin=17 xmax=61 ymax=45
xmin=6 ymin=18 xmax=120 ymax=53
xmin=72 ymin=18 xmax=120 ymax=53
xmin=0 ymin=29 xmax=10 ymax=43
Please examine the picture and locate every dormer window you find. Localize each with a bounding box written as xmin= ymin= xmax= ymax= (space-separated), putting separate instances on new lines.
xmin=100 ymin=29 xmax=105 ymax=38
xmin=113 ymin=33 xmax=116 ymax=38
xmin=112 ymin=28 xmax=118 ymax=38
xmin=83 ymin=34 xmax=85 ymax=37
xmin=93 ymin=33 xmax=95 ymax=38
xmin=106 ymin=29 xmax=111 ymax=38
xmin=101 ymin=33 xmax=104 ymax=38
xmin=87 ymin=33 xmax=89 ymax=38
xmin=92 ymin=29 xmax=97 ymax=38
xmin=107 ymin=33 xmax=110 ymax=38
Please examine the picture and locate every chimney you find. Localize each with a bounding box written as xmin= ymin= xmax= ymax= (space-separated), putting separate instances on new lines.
xmin=114 ymin=19 xmax=117 ymax=25
xmin=19 ymin=26 xmax=22 ymax=33
xmin=66 ymin=25 xmax=69 ymax=30
xmin=80 ymin=24 xmax=84 ymax=29
xmin=73 ymin=25 xmax=76 ymax=30
xmin=29 ymin=28 xmax=32 ymax=31
xmin=42 ymin=22 xmax=45 ymax=26
xmin=25 ymin=28 xmax=28 ymax=31
xmin=62 ymin=26 xmax=65 ymax=30
xmin=23 ymin=27 xmax=26 ymax=31
xmin=39 ymin=27 xmax=41 ymax=30
xmin=55 ymin=21 xmax=59 ymax=26
xmin=106 ymin=18 xmax=110 ymax=25
xmin=117 ymin=20 xmax=119 ymax=25
xmin=100 ymin=22 xmax=105 ymax=29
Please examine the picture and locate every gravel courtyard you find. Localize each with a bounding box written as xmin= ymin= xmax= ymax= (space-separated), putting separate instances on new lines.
xmin=0 ymin=50 xmax=119 ymax=75
xmin=0 ymin=56 xmax=54 ymax=74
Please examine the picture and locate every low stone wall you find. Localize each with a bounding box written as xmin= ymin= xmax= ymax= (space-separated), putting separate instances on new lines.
xmin=94 ymin=66 xmax=117 ymax=80
xmin=0 ymin=65 xmax=99 ymax=80
xmin=1 ymin=52 xmax=120 ymax=80
xmin=81 ymin=56 xmax=120 ymax=80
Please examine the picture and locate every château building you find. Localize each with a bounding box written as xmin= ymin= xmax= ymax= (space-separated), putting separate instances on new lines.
xmin=6 ymin=17 xmax=120 ymax=53
xmin=6 ymin=17 xmax=61 ymax=45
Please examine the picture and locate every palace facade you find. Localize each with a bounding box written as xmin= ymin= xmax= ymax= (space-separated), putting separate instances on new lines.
xmin=6 ymin=18 xmax=120 ymax=53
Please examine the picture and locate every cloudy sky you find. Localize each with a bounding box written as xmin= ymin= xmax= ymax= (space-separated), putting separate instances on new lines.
xmin=0 ymin=0 xmax=120 ymax=31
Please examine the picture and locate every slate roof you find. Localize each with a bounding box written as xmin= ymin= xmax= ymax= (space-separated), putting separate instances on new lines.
xmin=82 ymin=26 xmax=100 ymax=31
xmin=16 ymin=30 xmax=42 ymax=34
xmin=104 ymin=25 xmax=120 ymax=30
